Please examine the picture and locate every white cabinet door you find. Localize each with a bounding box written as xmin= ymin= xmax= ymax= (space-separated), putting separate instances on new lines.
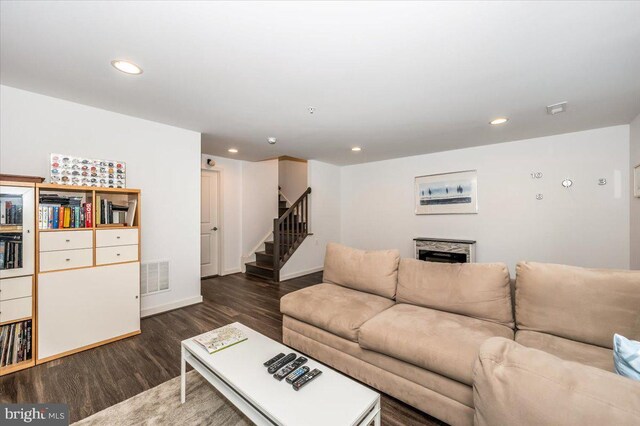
xmin=0 ymin=185 xmax=35 ymax=279
xmin=37 ymin=262 xmax=140 ymax=361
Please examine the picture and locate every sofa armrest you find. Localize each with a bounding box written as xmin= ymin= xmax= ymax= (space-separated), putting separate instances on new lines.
xmin=473 ymin=337 xmax=640 ymax=426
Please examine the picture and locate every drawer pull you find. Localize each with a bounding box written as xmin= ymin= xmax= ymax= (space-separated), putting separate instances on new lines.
xmin=116 ymin=253 xmax=121 ymax=256
xmin=117 ymin=236 xmax=121 ymax=239
xmin=65 ymin=239 xmax=70 ymax=242
xmin=65 ymin=258 xmax=71 ymax=262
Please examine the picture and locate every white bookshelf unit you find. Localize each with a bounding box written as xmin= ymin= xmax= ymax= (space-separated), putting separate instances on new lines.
xmin=0 ymin=181 xmax=36 ymax=376
xmin=35 ymin=183 xmax=142 ymax=364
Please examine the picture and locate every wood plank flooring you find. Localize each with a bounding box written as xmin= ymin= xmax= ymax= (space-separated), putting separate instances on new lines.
xmin=0 ymin=272 xmax=443 ymax=425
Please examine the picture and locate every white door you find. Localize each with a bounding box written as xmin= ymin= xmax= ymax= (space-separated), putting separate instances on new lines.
xmin=201 ymin=170 xmax=220 ymax=277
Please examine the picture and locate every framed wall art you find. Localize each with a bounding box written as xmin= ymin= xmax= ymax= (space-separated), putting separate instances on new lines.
xmin=415 ymin=170 xmax=478 ymax=215
xmin=50 ymin=154 xmax=126 ymax=188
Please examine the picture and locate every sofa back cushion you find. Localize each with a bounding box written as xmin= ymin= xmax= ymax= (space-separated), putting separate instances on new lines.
xmin=396 ymin=259 xmax=514 ymax=328
xmin=323 ymin=243 xmax=399 ymax=299
xmin=516 ymin=262 xmax=640 ymax=349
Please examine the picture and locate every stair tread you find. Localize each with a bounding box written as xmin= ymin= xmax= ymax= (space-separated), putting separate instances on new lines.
xmin=256 ymin=251 xmax=271 ymax=256
xmin=245 ymin=261 xmax=274 ymax=271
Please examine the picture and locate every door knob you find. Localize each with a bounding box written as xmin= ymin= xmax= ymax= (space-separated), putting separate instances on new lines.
xmin=212 ymin=227 xmax=218 ymax=231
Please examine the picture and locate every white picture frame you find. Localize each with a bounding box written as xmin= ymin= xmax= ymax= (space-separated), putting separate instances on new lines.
xmin=634 ymin=164 xmax=640 ymax=198
xmin=415 ymin=170 xmax=478 ymax=215
xmin=50 ymin=153 xmax=126 ymax=188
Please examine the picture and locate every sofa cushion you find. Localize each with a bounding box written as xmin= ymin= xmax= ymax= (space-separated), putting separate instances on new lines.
xmin=323 ymin=243 xmax=400 ymax=299
xmin=280 ymin=283 xmax=394 ymax=342
xmin=283 ymin=315 xmax=474 ymax=408
xmin=473 ymin=337 xmax=640 ymax=426
xmin=397 ymin=259 xmax=514 ymax=328
xmin=516 ymin=330 xmax=614 ymax=372
xmin=516 ymin=262 xmax=640 ymax=349
xmin=359 ymin=304 xmax=514 ymax=385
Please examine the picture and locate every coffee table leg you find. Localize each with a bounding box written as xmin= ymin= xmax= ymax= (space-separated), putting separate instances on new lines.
xmin=374 ymin=398 xmax=381 ymax=426
xmin=181 ymin=346 xmax=187 ymax=404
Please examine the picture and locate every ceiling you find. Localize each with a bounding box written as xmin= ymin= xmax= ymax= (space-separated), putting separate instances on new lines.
xmin=2 ymin=1 xmax=640 ymax=166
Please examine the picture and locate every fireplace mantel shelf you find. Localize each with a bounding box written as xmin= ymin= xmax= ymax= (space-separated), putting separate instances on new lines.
xmin=413 ymin=237 xmax=476 ymax=244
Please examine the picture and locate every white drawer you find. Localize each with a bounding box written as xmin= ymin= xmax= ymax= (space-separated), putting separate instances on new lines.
xmin=0 ymin=276 xmax=32 ymax=301
xmin=96 ymin=229 xmax=138 ymax=247
xmin=0 ymin=296 xmax=32 ymax=323
xmin=96 ymin=245 xmax=138 ymax=265
xmin=40 ymin=249 xmax=93 ymax=272
xmin=40 ymin=230 xmax=93 ymax=252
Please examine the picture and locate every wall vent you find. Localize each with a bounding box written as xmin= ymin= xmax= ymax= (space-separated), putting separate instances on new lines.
xmin=141 ymin=261 xmax=170 ymax=295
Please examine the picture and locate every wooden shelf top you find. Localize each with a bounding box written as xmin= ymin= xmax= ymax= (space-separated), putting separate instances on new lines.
xmin=38 ymin=226 xmax=139 ymax=232
xmin=37 ymin=183 xmax=140 ymax=194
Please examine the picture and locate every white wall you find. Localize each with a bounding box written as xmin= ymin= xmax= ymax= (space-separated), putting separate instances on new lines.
xmin=0 ymin=85 xmax=202 ymax=316
xmin=241 ymin=159 xmax=279 ymax=257
xmin=341 ymin=126 xmax=631 ymax=274
xmin=201 ymin=154 xmax=243 ymax=275
xmin=631 ymin=114 xmax=640 ymax=270
xmin=280 ymin=160 xmax=342 ymax=280
xmin=278 ymin=159 xmax=308 ymax=204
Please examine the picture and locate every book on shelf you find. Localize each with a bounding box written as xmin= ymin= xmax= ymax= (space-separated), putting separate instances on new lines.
xmin=97 ymin=198 xmax=134 ymax=226
xmin=193 ymin=324 xmax=247 ymax=354
xmin=127 ymin=200 xmax=137 ymax=227
xmin=0 ymin=235 xmax=22 ymax=270
xmin=0 ymin=320 xmax=32 ymax=367
xmin=38 ymin=198 xmax=92 ymax=230
xmin=0 ymin=200 xmax=23 ymax=225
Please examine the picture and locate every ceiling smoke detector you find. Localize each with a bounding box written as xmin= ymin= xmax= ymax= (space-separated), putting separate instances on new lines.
xmin=267 ymin=137 xmax=277 ymax=145
xmin=547 ymin=102 xmax=567 ymax=115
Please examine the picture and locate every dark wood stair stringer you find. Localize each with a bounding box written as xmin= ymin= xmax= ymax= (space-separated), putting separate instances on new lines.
xmin=244 ymin=187 xmax=311 ymax=282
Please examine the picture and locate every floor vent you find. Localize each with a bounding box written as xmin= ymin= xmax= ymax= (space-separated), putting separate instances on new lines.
xmin=141 ymin=261 xmax=170 ymax=295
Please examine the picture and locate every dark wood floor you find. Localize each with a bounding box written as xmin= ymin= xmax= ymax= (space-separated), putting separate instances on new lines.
xmin=0 ymin=272 xmax=442 ymax=425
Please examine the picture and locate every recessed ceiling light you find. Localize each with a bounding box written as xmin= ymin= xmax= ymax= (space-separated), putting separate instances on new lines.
xmin=490 ymin=117 xmax=509 ymax=125
xmin=228 ymin=148 xmax=238 ymax=153
xmin=267 ymin=137 xmax=277 ymax=145
xmin=351 ymin=147 xmax=362 ymax=152
xmin=111 ymin=60 xmax=143 ymax=75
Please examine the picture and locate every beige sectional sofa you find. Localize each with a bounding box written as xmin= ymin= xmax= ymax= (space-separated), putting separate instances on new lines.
xmin=280 ymin=243 xmax=640 ymax=426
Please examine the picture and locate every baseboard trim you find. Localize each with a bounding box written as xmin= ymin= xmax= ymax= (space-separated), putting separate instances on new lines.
xmin=141 ymin=295 xmax=203 ymax=318
xmin=280 ymin=266 xmax=323 ymax=282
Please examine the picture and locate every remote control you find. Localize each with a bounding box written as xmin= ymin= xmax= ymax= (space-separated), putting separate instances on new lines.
xmin=263 ymin=353 xmax=285 ymax=367
xmin=292 ymin=368 xmax=322 ymax=391
xmin=273 ymin=356 xmax=308 ymax=381
xmin=267 ymin=352 xmax=297 ymax=374
xmin=285 ymin=366 xmax=310 ymax=384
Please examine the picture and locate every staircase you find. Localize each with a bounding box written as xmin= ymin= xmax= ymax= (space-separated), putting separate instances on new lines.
xmin=245 ymin=187 xmax=311 ymax=282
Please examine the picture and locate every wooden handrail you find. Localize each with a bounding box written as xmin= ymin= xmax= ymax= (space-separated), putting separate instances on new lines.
xmin=273 ymin=187 xmax=311 ymax=281
xmin=276 ymin=187 xmax=311 ymax=225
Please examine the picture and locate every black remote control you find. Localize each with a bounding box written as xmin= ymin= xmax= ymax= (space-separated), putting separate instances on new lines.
xmin=286 ymin=366 xmax=310 ymax=384
xmin=267 ymin=352 xmax=296 ymax=374
xmin=273 ymin=356 xmax=307 ymax=381
xmin=263 ymin=353 xmax=285 ymax=367
xmin=292 ymin=368 xmax=322 ymax=391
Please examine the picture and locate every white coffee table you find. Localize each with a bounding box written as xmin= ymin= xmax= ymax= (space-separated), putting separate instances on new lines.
xmin=181 ymin=322 xmax=381 ymax=426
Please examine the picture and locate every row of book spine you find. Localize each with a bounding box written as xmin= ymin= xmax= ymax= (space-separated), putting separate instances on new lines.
xmin=0 ymin=201 xmax=23 ymax=225
xmin=0 ymin=238 xmax=22 ymax=270
xmin=39 ymin=203 xmax=92 ymax=230
xmin=0 ymin=320 xmax=32 ymax=367
xmin=96 ymin=197 xmax=127 ymax=225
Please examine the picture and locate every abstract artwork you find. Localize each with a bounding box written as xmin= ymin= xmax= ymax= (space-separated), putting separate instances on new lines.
xmin=415 ymin=170 xmax=478 ymax=214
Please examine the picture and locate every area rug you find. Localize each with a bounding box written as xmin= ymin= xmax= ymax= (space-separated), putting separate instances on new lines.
xmin=73 ymin=371 xmax=251 ymax=425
